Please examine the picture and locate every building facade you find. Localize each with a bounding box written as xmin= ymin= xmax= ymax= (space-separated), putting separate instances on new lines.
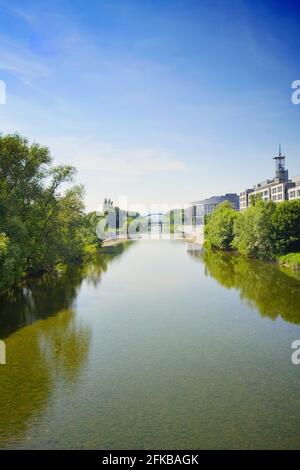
xmin=189 ymin=193 xmax=239 ymax=225
xmin=239 ymin=147 xmax=299 ymax=211
xmin=239 ymin=188 xmax=254 ymax=211
xmin=288 ymin=176 xmax=300 ymax=201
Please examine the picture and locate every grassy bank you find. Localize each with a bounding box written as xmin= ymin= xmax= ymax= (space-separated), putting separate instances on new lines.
xmin=278 ymin=252 xmax=300 ymax=269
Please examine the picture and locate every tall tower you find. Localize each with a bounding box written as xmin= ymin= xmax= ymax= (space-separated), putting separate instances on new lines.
xmin=274 ymin=145 xmax=288 ymax=181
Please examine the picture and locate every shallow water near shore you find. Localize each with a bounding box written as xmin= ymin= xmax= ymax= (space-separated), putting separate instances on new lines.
xmin=0 ymin=239 xmax=300 ymax=449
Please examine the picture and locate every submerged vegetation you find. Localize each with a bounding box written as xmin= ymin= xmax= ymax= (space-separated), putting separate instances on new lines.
xmin=204 ymin=197 xmax=300 ymax=268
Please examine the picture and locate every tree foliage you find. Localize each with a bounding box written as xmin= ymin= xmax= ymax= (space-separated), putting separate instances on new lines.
xmin=272 ymin=200 xmax=300 ymax=254
xmin=232 ymin=199 xmax=276 ymax=259
xmin=204 ymin=196 xmax=300 ymax=261
xmin=0 ymin=133 xmax=99 ymax=292
xmin=204 ymin=201 xmax=239 ymax=251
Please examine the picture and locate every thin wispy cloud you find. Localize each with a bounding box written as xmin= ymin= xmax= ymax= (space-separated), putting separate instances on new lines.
xmin=0 ymin=36 xmax=50 ymax=85
xmin=10 ymin=6 xmax=36 ymax=25
xmin=46 ymin=137 xmax=187 ymax=177
xmin=0 ymin=0 xmax=299 ymax=210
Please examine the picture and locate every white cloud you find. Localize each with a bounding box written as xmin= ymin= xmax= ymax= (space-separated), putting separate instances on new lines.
xmin=45 ymin=137 xmax=187 ymax=177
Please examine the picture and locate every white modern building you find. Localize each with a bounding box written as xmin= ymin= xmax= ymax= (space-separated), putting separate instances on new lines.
xmin=239 ymin=188 xmax=254 ymax=211
xmin=189 ymin=193 xmax=240 ymax=225
xmin=239 ymin=147 xmax=299 ymax=210
xmin=288 ymin=175 xmax=300 ymax=201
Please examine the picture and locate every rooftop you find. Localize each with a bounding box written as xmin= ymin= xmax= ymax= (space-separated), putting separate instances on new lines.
xmin=191 ymin=193 xmax=238 ymax=206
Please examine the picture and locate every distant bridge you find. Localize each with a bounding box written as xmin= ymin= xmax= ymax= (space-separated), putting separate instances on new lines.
xmin=138 ymin=213 xmax=165 ymax=225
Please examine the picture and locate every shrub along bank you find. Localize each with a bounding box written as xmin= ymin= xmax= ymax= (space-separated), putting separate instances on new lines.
xmin=204 ymin=197 xmax=300 ymax=268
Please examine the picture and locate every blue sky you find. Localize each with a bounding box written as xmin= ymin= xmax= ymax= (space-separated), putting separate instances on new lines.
xmin=0 ymin=0 xmax=299 ymax=212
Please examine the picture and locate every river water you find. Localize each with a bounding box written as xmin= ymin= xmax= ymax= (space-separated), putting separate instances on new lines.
xmin=0 ymin=239 xmax=300 ymax=449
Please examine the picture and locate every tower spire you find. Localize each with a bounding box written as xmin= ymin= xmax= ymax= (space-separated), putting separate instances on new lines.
xmin=273 ymin=145 xmax=287 ymax=180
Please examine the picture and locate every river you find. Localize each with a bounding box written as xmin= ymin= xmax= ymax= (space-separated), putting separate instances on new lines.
xmin=0 ymin=239 xmax=300 ymax=449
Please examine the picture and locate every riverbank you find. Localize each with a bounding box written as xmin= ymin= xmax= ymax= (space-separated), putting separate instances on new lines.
xmin=101 ymin=237 xmax=134 ymax=247
xmin=204 ymin=246 xmax=300 ymax=272
xmin=204 ymin=199 xmax=300 ymax=269
xmin=278 ymin=252 xmax=300 ymax=270
xmin=178 ymin=224 xmax=204 ymax=245
xmin=0 ymin=134 xmax=103 ymax=294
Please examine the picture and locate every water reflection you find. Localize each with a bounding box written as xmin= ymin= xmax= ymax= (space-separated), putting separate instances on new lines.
xmin=0 ymin=307 xmax=91 ymax=447
xmin=189 ymin=249 xmax=300 ymax=325
xmin=0 ymin=241 xmax=133 ymax=448
xmin=1 ymin=240 xmax=300 ymax=450
xmin=0 ymin=241 xmax=133 ymax=339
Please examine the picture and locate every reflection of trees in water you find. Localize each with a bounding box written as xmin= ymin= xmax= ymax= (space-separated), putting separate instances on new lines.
xmin=189 ymin=249 xmax=300 ymax=325
xmin=0 ymin=242 xmax=133 ymax=448
xmin=39 ymin=308 xmax=91 ymax=383
xmin=0 ymin=241 xmax=133 ymax=339
xmin=83 ymin=241 xmax=134 ymax=287
xmin=0 ymin=307 xmax=90 ymax=447
xmin=0 ymin=268 xmax=83 ymax=339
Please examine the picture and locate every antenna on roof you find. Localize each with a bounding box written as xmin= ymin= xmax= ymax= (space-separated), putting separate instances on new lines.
xmin=273 ymin=145 xmax=287 ymax=180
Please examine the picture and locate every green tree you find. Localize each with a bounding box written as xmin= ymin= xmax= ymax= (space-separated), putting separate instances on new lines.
xmin=232 ymin=199 xmax=276 ymax=259
xmin=272 ymin=200 xmax=300 ymax=254
xmin=0 ymin=133 xmax=99 ymax=292
xmin=204 ymin=201 xmax=239 ymax=250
